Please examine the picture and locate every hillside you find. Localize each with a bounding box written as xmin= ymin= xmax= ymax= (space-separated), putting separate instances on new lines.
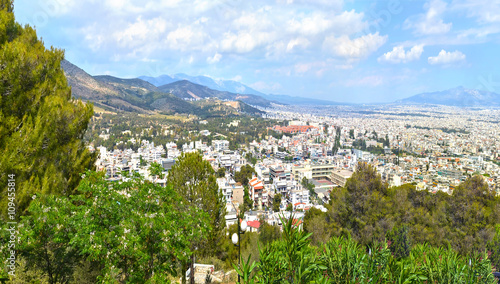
xmin=140 ymin=73 xmax=267 ymax=97
xmin=62 ymin=60 xmax=153 ymax=113
xmin=397 ymin=86 xmax=500 ymax=106
xmin=61 ymin=59 xmax=119 ymax=101
xmin=158 ymin=80 xmax=273 ymax=107
xmin=141 ymin=73 xmax=345 ymax=105
xmin=62 ymin=60 xmax=263 ymax=117
xmin=192 ymin=99 xmax=264 ymax=117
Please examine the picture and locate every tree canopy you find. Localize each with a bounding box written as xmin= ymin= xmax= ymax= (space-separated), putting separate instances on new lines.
xmin=306 ymin=162 xmax=500 ymax=258
xmin=167 ymin=152 xmax=225 ymax=258
xmin=0 ymin=0 xmax=95 ymax=216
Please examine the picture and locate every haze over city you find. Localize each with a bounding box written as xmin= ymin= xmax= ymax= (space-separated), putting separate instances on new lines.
xmin=13 ymin=0 xmax=500 ymax=103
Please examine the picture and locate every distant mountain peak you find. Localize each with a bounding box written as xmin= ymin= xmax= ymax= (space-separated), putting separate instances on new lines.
xmin=397 ymin=87 xmax=500 ymax=106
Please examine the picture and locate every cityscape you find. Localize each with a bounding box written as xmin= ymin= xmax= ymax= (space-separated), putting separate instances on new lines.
xmin=92 ymin=104 xmax=500 ymax=230
xmin=3 ymin=0 xmax=500 ymax=283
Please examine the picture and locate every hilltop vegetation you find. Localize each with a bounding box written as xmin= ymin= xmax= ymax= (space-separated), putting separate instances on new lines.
xmin=304 ymin=163 xmax=500 ymax=269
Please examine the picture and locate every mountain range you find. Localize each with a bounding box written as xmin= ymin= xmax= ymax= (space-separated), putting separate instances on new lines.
xmin=62 ymin=60 xmax=500 ymax=111
xmin=397 ymin=86 xmax=500 ymax=106
xmin=61 ymin=60 xmax=264 ymax=116
xmin=141 ymin=74 xmax=345 ymax=106
xmin=140 ymin=73 xmax=266 ymax=97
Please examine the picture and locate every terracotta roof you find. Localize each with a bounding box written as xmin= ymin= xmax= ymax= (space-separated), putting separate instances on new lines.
xmin=247 ymin=220 xmax=261 ymax=229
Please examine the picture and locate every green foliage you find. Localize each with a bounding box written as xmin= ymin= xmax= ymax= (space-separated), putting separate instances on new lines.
xmin=320 ymin=162 xmax=500 ymax=257
xmin=5 ymin=171 xmax=208 ymax=283
xmin=235 ymin=230 xmax=497 ymax=284
xmin=304 ymin=207 xmax=329 ymax=246
xmin=320 ymin=236 xmax=367 ymax=283
xmin=487 ymin=226 xmax=500 ymax=271
xmin=272 ymin=193 xmax=282 ymax=212
xmin=17 ymin=195 xmax=78 ymax=283
xmin=258 ymin=222 xmax=281 ymax=247
xmin=216 ymin=167 xmax=226 ymax=178
xmin=301 ymin=177 xmax=315 ymax=197
xmin=149 ymin=161 xmax=164 ymax=179
xmin=0 ymin=2 xmax=95 ymax=216
xmin=167 ymin=152 xmax=225 ymax=258
xmin=233 ymin=254 xmax=258 ymax=284
xmin=246 ymin=152 xmax=257 ymax=165
xmin=257 ymin=242 xmax=288 ymax=283
xmin=241 ymin=186 xmax=254 ymax=214
xmin=387 ymin=225 xmax=411 ymax=260
xmin=235 ymin=165 xmax=256 ymax=187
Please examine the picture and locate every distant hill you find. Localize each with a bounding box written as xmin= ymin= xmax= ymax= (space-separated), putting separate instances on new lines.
xmin=62 ymin=60 xmax=264 ymax=117
xmin=397 ymin=87 xmax=500 ymax=106
xmin=140 ymin=73 xmax=267 ymax=97
xmin=62 ymin=60 xmax=153 ymax=113
xmin=140 ymin=73 xmax=345 ymax=106
xmin=158 ymin=80 xmax=273 ymax=107
xmin=137 ymin=74 xmax=177 ymax=87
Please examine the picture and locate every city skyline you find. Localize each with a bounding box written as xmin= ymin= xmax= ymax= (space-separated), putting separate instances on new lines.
xmin=14 ymin=0 xmax=500 ymax=103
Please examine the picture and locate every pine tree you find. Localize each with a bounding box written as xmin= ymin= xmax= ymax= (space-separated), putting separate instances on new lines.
xmin=0 ymin=0 xmax=95 ymax=216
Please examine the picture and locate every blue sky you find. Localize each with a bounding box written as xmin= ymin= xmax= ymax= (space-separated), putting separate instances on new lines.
xmin=13 ymin=0 xmax=500 ymax=103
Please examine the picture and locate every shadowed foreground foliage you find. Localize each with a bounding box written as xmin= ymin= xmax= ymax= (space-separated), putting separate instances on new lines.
xmin=0 ymin=171 xmax=210 ymax=283
xmin=305 ymin=162 xmax=500 ymax=270
xmin=234 ymin=215 xmax=498 ymax=284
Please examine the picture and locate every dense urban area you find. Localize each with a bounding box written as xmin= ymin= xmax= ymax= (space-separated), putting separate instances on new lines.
xmin=90 ymin=104 xmax=500 ymax=217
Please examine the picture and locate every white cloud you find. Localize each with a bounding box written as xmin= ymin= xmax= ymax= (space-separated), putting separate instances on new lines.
xmin=207 ymin=53 xmax=222 ymax=64
xmin=451 ymin=0 xmax=500 ymax=23
xmin=404 ymin=0 xmax=452 ymax=35
xmin=324 ymin=32 xmax=387 ymax=59
xmin=282 ymin=0 xmax=343 ymax=10
xmin=378 ymin=45 xmax=424 ymax=63
xmin=102 ymin=0 xmax=182 ymax=13
xmin=428 ymin=49 xmax=466 ymax=65
xmin=113 ymin=16 xmax=168 ymax=48
xmin=287 ymin=13 xmax=333 ymax=35
xmin=220 ymin=31 xmax=274 ymax=53
xmin=286 ymin=38 xmax=310 ymax=52
xmin=287 ymin=10 xmax=365 ymax=37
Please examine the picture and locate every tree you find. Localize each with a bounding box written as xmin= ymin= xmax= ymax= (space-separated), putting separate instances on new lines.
xmin=234 ymin=164 xmax=256 ymax=187
xmin=216 ymin=167 xmax=226 ymax=178
xmin=167 ymin=152 xmax=225 ymax=258
xmin=487 ymin=226 xmax=500 ymax=271
xmin=303 ymin=207 xmax=329 ymax=246
xmin=446 ymin=175 xmax=500 ymax=255
xmin=301 ymin=177 xmax=315 ymax=198
xmin=15 ymin=171 xmax=207 ymax=283
xmin=0 ymin=0 xmax=96 ymax=215
xmin=241 ymin=186 xmax=253 ymax=214
xmin=259 ymin=221 xmax=281 ymax=247
xmin=328 ymin=162 xmax=392 ymax=246
xmin=272 ymin=193 xmax=282 ymax=212
xmin=245 ymin=152 xmax=257 ymax=165
xmin=387 ymin=225 xmax=411 ymax=260
xmin=149 ymin=161 xmax=164 ymax=180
